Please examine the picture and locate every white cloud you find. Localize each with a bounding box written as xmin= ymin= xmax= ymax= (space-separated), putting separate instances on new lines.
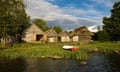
xmin=63 ymin=7 xmax=88 ymax=15
xmin=24 ymin=0 xmax=114 ymax=32
xmin=63 ymin=6 xmax=105 ymax=22
xmin=91 ymin=0 xmax=119 ymax=7
xmin=24 ymin=0 xmax=103 ymax=19
xmin=24 ymin=0 xmax=63 ymax=19
xmin=24 ymin=0 xmax=103 ymax=21
xmin=88 ymin=24 xmax=104 ymax=32
xmin=45 ymin=13 xmax=79 ymax=21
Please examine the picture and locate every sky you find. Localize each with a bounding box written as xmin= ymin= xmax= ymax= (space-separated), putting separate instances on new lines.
xmin=24 ymin=0 xmax=119 ymax=32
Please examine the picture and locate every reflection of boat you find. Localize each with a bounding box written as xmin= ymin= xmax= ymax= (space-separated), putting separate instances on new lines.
xmin=62 ymin=45 xmax=79 ymax=51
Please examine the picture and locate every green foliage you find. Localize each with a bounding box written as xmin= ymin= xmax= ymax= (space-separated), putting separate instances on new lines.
xmin=33 ymin=19 xmax=49 ymax=31
xmin=103 ymin=1 xmax=120 ymax=41
xmin=92 ymin=31 xmax=110 ymax=41
xmin=92 ymin=32 xmax=98 ymax=41
xmin=53 ymin=25 xmax=62 ymax=33
xmin=0 ymin=42 xmax=120 ymax=59
xmin=0 ymin=0 xmax=30 ymax=42
xmin=0 ymin=42 xmax=88 ymax=60
xmin=97 ymin=31 xmax=110 ymax=41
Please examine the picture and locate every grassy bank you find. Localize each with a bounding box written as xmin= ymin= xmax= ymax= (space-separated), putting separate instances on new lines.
xmin=0 ymin=41 xmax=120 ymax=60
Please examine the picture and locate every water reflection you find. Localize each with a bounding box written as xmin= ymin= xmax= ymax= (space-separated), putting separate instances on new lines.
xmin=0 ymin=57 xmax=26 ymax=72
xmin=107 ymin=52 xmax=120 ymax=72
xmin=87 ymin=54 xmax=110 ymax=72
xmin=0 ymin=53 xmax=120 ymax=72
xmin=25 ymin=58 xmax=82 ymax=72
xmin=0 ymin=57 xmax=82 ymax=72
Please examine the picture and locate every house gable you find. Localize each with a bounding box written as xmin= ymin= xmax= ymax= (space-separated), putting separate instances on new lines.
xmin=22 ymin=24 xmax=44 ymax=42
xmin=24 ymin=24 xmax=44 ymax=34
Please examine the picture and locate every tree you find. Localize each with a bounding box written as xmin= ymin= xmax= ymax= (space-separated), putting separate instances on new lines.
xmin=0 ymin=0 xmax=30 ymax=45
xmin=103 ymin=1 xmax=120 ymax=41
xmin=92 ymin=31 xmax=110 ymax=41
xmin=33 ymin=19 xmax=49 ymax=31
xmin=53 ymin=25 xmax=62 ymax=33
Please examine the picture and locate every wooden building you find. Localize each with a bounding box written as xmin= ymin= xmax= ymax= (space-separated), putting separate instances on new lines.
xmin=45 ymin=29 xmax=58 ymax=42
xmin=22 ymin=23 xmax=93 ymax=43
xmin=72 ymin=35 xmax=79 ymax=42
xmin=22 ymin=24 xmax=44 ymax=42
xmin=74 ymin=26 xmax=93 ymax=43
xmin=58 ymin=31 xmax=70 ymax=42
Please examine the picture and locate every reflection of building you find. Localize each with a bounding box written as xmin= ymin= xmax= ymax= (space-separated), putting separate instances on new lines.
xmin=22 ymin=24 xmax=44 ymax=42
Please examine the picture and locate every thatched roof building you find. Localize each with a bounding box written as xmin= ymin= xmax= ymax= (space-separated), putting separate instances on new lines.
xmin=74 ymin=26 xmax=93 ymax=36
xmin=73 ymin=26 xmax=93 ymax=43
xmin=58 ymin=31 xmax=70 ymax=42
xmin=45 ymin=29 xmax=58 ymax=42
xmin=22 ymin=24 xmax=44 ymax=42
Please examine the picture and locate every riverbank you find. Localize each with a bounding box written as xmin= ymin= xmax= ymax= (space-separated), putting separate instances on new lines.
xmin=0 ymin=41 xmax=120 ymax=60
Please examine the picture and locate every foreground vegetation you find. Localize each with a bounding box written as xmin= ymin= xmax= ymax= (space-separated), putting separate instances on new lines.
xmin=0 ymin=41 xmax=120 ymax=60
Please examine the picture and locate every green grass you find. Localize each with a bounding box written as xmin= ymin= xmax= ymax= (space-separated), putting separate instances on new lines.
xmin=0 ymin=41 xmax=120 ymax=60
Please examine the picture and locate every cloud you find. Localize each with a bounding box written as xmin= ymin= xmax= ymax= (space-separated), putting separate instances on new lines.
xmin=88 ymin=25 xmax=103 ymax=32
xmin=24 ymin=0 xmax=63 ymax=19
xmin=91 ymin=0 xmax=119 ymax=7
xmin=54 ymin=4 xmax=104 ymax=25
xmin=47 ymin=17 xmax=101 ymax=32
xmin=23 ymin=0 xmax=115 ymax=32
xmin=25 ymin=0 xmax=103 ymax=20
xmin=24 ymin=0 xmax=100 ymax=19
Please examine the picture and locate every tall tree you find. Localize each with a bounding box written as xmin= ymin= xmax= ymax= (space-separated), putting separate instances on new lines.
xmin=103 ymin=1 xmax=120 ymax=41
xmin=0 ymin=0 xmax=30 ymax=45
xmin=33 ymin=19 xmax=49 ymax=31
xmin=53 ymin=25 xmax=62 ymax=33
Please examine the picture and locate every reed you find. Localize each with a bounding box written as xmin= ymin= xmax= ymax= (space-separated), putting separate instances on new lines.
xmin=0 ymin=41 xmax=120 ymax=60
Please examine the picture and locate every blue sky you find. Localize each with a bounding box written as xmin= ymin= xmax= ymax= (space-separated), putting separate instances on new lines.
xmin=24 ymin=0 xmax=119 ymax=32
xmin=48 ymin=0 xmax=111 ymax=17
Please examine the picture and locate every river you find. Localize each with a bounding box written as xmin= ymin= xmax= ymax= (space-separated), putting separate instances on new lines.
xmin=0 ymin=52 xmax=120 ymax=72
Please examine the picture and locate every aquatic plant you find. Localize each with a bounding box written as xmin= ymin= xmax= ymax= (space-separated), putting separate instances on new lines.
xmin=0 ymin=42 xmax=120 ymax=60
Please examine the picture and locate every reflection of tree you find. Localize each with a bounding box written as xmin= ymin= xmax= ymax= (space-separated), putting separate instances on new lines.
xmin=0 ymin=57 xmax=26 ymax=72
xmin=107 ymin=53 xmax=120 ymax=72
xmin=87 ymin=54 xmax=109 ymax=72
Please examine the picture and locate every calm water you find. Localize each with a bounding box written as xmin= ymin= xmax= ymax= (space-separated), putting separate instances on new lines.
xmin=0 ymin=53 xmax=120 ymax=72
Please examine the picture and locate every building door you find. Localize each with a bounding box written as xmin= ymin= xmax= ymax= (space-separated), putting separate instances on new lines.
xmin=36 ymin=34 xmax=43 ymax=41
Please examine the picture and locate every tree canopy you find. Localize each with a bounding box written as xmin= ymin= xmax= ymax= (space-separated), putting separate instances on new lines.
xmin=33 ymin=19 xmax=49 ymax=31
xmin=53 ymin=25 xmax=62 ymax=33
xmin=103 ymin=1 xmax=120 ymax=41
xmin=0 ymin=0 xmax=30 ymax=44
xmin=92 ymin=31 xmax=110 ymax=41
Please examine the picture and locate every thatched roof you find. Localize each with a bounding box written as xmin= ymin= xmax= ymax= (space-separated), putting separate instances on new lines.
xmin=45 ymin=29 xmax=57 ymax=37
xmin=74 ymin=26 xmax=93 ymax=36
xmin=59 ymin=31 xmax=70 ymax=36
xmin=23 ymin=24 xmax=44 ymax=34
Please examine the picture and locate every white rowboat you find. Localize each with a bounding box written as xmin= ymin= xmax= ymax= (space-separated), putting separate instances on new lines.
xmin=62 ymin=45 xmax=74 ymax=49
